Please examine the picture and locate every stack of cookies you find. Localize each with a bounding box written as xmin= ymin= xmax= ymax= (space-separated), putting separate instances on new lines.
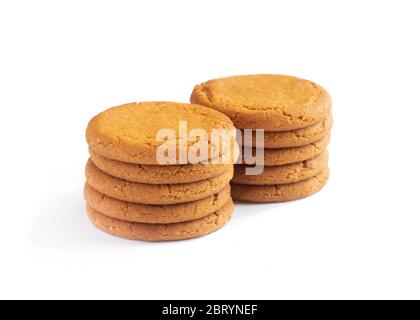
xmin=191 ymin=75 xmax=332 ymax=203
xmin=84 ymin=102 xmax=237 ymax=241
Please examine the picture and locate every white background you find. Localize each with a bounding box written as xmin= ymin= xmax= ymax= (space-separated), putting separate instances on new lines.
xmin=1 ymin=0 xmax=419 ymax=300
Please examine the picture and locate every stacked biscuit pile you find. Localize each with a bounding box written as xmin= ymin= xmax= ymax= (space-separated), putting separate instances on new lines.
xmin=84 ymin=102 xmax=236 ymax=241
xmin=191 ymin=75 xmax=332 ymax=202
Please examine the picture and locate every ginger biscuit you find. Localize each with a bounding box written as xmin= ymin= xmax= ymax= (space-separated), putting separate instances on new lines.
xmin=84 ymin=183 xmax=231 ymax=224
xmin=89 ymin=148 xmax=234 ymax=184
xmin=241 ymin=134 xmax=330 ymax=166
xmin=231 ymin=168 xmax=329 ymax=203
xmin=86 ymin=101 xmax=235 ymax=165
xmin=191 ymin=75 xmax=331 ymax=131
xmin=241 ymin=113 xmax=332 ymax=149
xmin=86 ymin=199 xmax=234 ymax=241
xmin=233 ymin=152 xmax=328 ymax=185
xmin=85 ymin=160 xmax=233 ymax=205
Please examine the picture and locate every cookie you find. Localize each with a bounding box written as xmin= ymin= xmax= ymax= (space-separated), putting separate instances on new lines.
xmin=241 ymin=134 xmax=329 ymax=166
xmin=85 ymin=160 xmax=233 ymax=205
xmin=241 ymin=113 xmax=332 ymax=148
xmin=86 ymin=199 xmax=234 ymax=241
xmin=231 ymin=168 xmax=329 ymax=202
xmin=86 ymin=101 xmax=235 ymax=165
xmin=84 ymin=183 xmax=231 ymax=224
xmin=89 ymin=147 xmax=234 ymax=184
xmin=233 ymin=152 xmax=328 ymax=185
xmin=191 ymin=75 xmax=331 ymax=131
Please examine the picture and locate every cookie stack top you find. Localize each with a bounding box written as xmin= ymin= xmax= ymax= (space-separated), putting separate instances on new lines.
xmin=191 ymin=74 xmax=331 ymax=131
xmin=87 ymin=101 xmax=235 ymax=165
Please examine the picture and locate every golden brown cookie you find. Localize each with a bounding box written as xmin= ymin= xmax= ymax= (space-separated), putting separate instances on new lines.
xmin=233 ymin=152 xmax=328 ymax=185
xmin=87 ymin=199 xmax=234 ymax=241
xmin=86 ymin=101 xmax=235 ymax=165
xmin=241 ymin=113 xmax=332 ymax=148
xmin=241 ymin=135 xmax=329 ymax=166
xmin=191 ymin=75 xmax=331 ymax=131
xmin=84 ymin=183 xmax=231 ymax=224
xmin=231 ymin=168 xmax=329 ymax=202
xmin=85 ymin=160 xmax=233 ymax=205
xmin=89 ymin=148 xmax=233 ymax=184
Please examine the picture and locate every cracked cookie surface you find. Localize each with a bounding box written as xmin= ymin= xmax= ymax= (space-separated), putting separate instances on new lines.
xmin=86 ymin=101 xmax=235 ymax=165
xmin=85 ymin=160 xmax=233 ymax=205
xmin=87 ymin=199 xmax=234 ymax=241
xmin=231 ymin=168 xmax=329 ymax=202
xmin=84 ymin=183 xmax=231 ymax=224
xmin=233 ymin=152 xmax=328 ymax=185
xmin=191 ymin=75 xmax=331 ymax=131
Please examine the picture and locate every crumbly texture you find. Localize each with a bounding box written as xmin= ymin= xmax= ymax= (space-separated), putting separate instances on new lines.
xmin=241 ymin=135 xmax=330 ymax=166
xmin=85 ymin=160 xmax=233 ymax=205
xmin=231 ymin=168 xmax=329 ymax=203
xmin=84 ymin=183 xmax=231 ymax=224
xmin=241 ymin=113 xmax=333 ymax=148
xmin=233 ymin=152 xmax=328 ymax=185
xmin=191 ymin=75 xmax=332 ymax=131
xmin=87 ymin=199 xmax=234 ymax=241
xmin=86 ymin=101 xmax=235 ymax=165
xmin=89 ymin=148 xmax=233 ymax=184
